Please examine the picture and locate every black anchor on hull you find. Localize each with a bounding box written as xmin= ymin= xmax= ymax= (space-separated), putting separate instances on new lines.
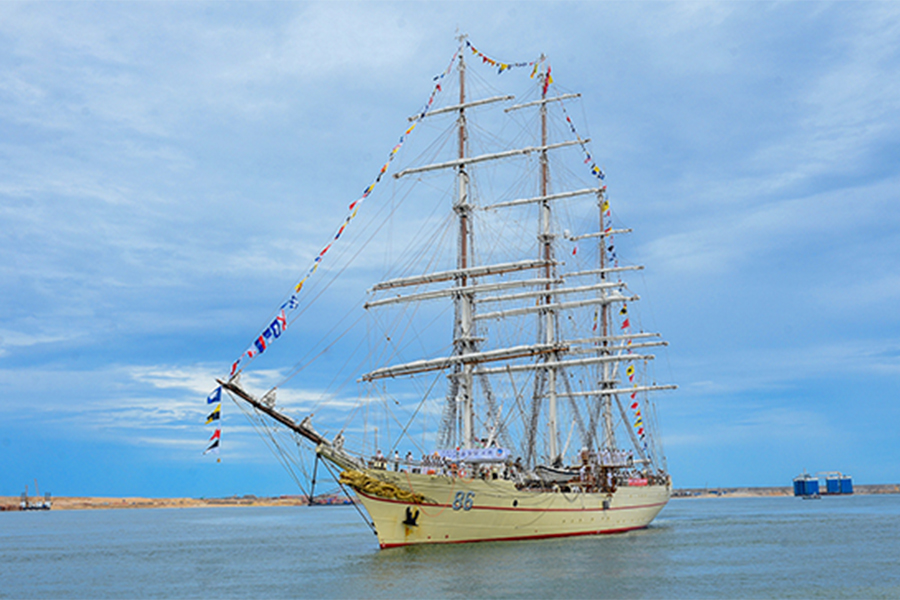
xmin=403 ymin=506 xmax=420 ymax=527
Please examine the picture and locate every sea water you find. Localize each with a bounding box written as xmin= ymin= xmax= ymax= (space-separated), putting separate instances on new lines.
xmin=1 ymin=494 xmax=898 ymax=599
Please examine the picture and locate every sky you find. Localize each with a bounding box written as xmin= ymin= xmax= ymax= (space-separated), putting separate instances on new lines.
xmin=2 ymin=1 xmax=900 ymax=498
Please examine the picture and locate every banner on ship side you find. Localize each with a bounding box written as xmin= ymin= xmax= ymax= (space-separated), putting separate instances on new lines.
xmin=438 ymin=447 xmax=511 ymax=463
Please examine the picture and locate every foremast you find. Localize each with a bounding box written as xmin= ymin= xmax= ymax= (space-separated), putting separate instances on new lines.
xmin=453 ymin=36 xmax=477 ymax=450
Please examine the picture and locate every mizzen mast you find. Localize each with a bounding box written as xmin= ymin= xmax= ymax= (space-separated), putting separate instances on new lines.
xmin=598 ymin=188 xmax=617 ymax=451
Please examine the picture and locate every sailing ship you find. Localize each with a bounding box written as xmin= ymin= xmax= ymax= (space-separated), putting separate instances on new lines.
xmin=215 ymin=38 xmax=675 ymax=548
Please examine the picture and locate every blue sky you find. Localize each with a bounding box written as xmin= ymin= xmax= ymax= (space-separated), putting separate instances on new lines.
xmin=2 ymin=2 xmax=899 ymax=498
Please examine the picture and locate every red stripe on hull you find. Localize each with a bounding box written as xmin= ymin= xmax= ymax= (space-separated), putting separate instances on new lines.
xmin=379 ymin=524 xmax=648 ymax=549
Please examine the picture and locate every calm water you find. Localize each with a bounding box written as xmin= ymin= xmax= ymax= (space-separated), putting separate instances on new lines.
xmin=2 ymin=495 xmax=899 ymax=599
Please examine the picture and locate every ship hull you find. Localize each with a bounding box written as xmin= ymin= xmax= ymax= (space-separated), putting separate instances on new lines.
xmin=351 ymin=469 xmax=670 ymax=549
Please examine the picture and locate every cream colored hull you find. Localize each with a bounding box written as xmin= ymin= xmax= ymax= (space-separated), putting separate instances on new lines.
xmin=353 ymin=470 xmax=670 ymax=549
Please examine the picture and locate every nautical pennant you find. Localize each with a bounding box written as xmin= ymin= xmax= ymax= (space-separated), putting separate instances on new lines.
xmin=207 ymin=386 xmax=222 ymax=404
xmin=628 ymin=388 xmax=646 ymax=439
xmin=205 ymin=405 xmax=221 ymax=424
xmin=204 ymin=438 xmax=220 ymax=455
xmin=556 ymin=96 xmax=605 ymax=183
xmin=465 ymin=40 xmax=537 ymax=74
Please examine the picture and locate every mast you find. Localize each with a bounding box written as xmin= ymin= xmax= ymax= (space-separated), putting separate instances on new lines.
xmin=455 ymin=35 xmax=476 ymax=449
xmin=539 ymin=57 xmax=559 ymax=464
xmin=599 ymin=189 xmax=617 ymax=450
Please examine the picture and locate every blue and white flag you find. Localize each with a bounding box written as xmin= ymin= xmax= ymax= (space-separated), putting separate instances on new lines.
xmin=207 ymin=386 xmax=222 ymax=404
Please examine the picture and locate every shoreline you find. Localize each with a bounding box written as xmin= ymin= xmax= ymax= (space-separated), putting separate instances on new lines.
xmin=672 ymin=483 xmax=900 ymax=499
xmin=0 ymin=494 xmax=349 ymax=511
xmin=2 ymin=484 xmax=899 ymax=511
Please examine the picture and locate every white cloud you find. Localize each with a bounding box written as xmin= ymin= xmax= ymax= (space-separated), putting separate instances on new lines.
xmin=639 ymin=173 xmax=900 ymax=278
xmin=0 ymin=328 xmax=77 ymax=356
xmin=130 ymin=365 xmax=225 ymax=396
xmin=267 ymin=4 xmax=429 ymax=81
xmin=663 ymin=405 xmax=834 ymax=449
xmin=673 ymin=336 xmax=900 ymax=402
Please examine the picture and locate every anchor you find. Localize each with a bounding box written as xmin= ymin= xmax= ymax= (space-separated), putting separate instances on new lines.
xmin=402 ymin=506 xmax=420 ymax=527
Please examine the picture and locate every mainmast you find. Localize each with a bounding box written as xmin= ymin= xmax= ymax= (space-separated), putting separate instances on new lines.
xmin=538 ymin=57 xmax=560 ymax=463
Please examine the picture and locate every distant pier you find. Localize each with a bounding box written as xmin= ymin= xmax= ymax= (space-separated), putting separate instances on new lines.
xmin=672 ymin=483 xmax=898 ymax=498
xmin=793 ymin=471 xmax=853 ymax=497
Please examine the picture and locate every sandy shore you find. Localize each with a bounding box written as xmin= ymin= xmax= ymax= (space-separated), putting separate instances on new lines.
xmin=3 ymin=484 xmax=897 ymax=511
xmin=0 ymin=494 xmax=343 ymax=511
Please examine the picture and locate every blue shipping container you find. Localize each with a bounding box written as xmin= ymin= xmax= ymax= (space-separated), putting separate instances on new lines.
xmin=826 ymin=477 xmax=840 ymax=494
xmin=841 ymin=476 xmax=853 ymax=494
xmin=793 ymin=474 xmax=821 ymax=496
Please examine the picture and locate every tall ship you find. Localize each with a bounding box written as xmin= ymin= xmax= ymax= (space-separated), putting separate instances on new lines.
xmin=211 ymin=38 xmax=676 ymax=548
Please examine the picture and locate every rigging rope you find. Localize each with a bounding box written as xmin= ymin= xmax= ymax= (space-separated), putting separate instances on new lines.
xmin=223 ymin=44 xmax=462 ymax=380
xmin=229 ymin=394 xmax=311 ymax=497
xmin=320 ymin=460 xmax=377 ymax=535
